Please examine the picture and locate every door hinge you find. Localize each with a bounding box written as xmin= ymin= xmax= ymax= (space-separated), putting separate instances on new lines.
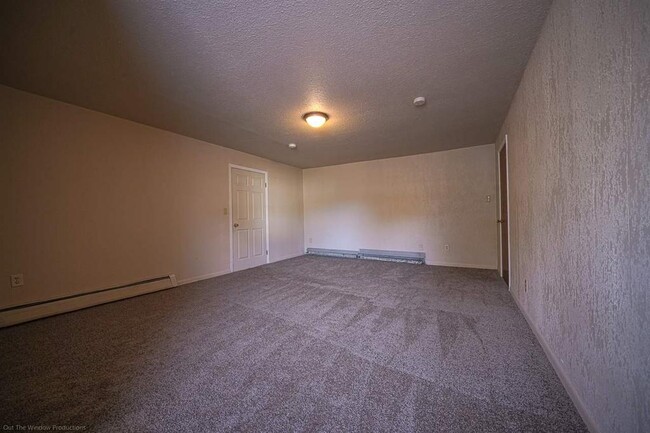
xmin=265 ymin=182 xmax=267 ymax=188
xmin=266 ymin=250 xmax=269 ymax=255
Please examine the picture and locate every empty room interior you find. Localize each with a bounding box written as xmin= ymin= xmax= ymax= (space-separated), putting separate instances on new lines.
xmin=1 ymin=1 xmax=648 ymax=432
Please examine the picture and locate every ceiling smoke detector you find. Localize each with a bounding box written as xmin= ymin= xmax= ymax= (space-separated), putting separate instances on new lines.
xmin=413 ymin=96 xmax=426 ymax=107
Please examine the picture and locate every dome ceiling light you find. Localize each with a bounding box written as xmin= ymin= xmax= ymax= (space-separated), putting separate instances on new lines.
xmin=302 ymin=111 xmax=329 ymax=128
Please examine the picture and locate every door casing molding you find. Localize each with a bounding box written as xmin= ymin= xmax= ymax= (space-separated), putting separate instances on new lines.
xmin=497 ymin=135 xmax=511 ymax=286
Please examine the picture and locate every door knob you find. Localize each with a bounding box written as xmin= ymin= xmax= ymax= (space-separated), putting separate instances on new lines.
xmin=497 ymin=220 xmax=504 ymax=223
xmin=233 ymin=223 xmax=239 ymax=228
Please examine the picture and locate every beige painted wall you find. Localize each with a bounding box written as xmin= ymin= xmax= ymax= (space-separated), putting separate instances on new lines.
xmin=303 ymin=144 xmax=497 ymax=268
xmin=495 ymin=1 xmax=649 ymax=432
xmin=0 ymin=85 xmax=304 ymax=310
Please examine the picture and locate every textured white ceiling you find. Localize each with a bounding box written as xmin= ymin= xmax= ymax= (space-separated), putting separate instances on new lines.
xmin=0 ymin=0 xmax=551 ymax=168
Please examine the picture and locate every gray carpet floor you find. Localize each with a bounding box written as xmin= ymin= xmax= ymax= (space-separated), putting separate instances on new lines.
xmin=0 ymin=255 xmax=587 ymax=432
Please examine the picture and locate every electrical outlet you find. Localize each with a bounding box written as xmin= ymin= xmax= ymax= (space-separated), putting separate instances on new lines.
xmin=10 ymin=274 xmax=24 ymax=288
xmin=444 ymin=244 xmax=450 ymax=253
xmin=486 ymin=195 xmax=491 ymax=203
xmin=309 ymin=238 xmax=313 ymax=244
xmin=418 ymin=243 xmax=424 ymax=251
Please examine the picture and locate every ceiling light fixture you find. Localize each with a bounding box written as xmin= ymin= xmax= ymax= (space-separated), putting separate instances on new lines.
xmin=288 ymin=143 xmax=297 ymax=149
xmin=302 ymin=111 xmax=329 ymax=128
xmin=413 ymin=96 xmax=426 ymax=107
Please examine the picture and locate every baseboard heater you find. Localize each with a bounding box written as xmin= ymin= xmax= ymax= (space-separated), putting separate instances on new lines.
xmin=306 ymin=248 xmax=425 ymax=264
xmin=305 ymin=248 xmax=359 ymax=259
xmin=0 ymin=274 xmax=178 ymax=328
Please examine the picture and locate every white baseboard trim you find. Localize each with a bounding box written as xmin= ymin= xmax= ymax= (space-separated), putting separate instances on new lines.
xmin=510 ymin=292 xmax=600 ymax=433
xmin=426 ymin=260 xmax=497 ymax=270
xmin=271 ymin=252 xmax=305 ymax=263
xmin=176 ymin=269 xmax=231 ymax=286
xmin=0 ymin=275 xmax=176 ymax=328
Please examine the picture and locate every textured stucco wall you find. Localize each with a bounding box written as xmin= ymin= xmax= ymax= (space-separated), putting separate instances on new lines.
xmin=495 ymin=1 xmax=649 ymax=432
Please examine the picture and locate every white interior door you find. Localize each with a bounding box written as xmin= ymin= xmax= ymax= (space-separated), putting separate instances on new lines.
xmin=231 ymin=167 xmax=268 ymax=271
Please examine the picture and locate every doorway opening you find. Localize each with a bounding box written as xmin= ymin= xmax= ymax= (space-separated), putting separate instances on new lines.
xmin=498 ymin=136 xmax=510 ymax=286
xmin=229 ymin=164 xmax=269 ymax=272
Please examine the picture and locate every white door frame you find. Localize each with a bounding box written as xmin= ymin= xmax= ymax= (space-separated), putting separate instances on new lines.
xmin=497 ymin=135 xmax=511 ymax=284
xmin=228 ymin=164 xmax=270 ymax=272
